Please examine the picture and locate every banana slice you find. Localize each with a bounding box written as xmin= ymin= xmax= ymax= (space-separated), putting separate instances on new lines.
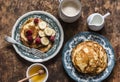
xmin=44 ymin=27 xmax=53 ymax=36
xmin=38 ymin=21 xmax=47 ymax=30
xmin=41 ymin=37 xmax=49 ymax=46
xmin=39 ymin=30 xmax=45 ymax=37
xmin=51 ymin=29 xmax=56 ymax=36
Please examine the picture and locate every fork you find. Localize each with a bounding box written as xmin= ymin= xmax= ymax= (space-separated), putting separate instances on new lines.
xmin=4 ymin=36 xmax=47 ymax=58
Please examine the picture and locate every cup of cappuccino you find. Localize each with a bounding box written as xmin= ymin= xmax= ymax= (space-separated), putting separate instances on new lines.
xmin=58 ymin=0 xmax=82 ymax=23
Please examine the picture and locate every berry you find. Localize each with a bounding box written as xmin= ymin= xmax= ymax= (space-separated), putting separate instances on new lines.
xmin=34 ymin=18 xmax=39 ymax=24
xmin=26 ymin=30 xmax=32 ymax=36
xmin=35 ymin=37 xmax=41 ymax=44
xmin=50 ymin=36 xmax=55 ymax=42
xmin=27 ymin=36 xmax=33 ymax=44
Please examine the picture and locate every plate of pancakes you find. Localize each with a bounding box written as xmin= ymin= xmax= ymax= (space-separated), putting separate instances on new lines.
xmin=62 ymin=32 xmax=115 ymax=82
xmin=12 ymin=11 xmax=64 ymax=62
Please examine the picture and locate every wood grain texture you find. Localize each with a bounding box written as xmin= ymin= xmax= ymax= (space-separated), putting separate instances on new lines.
xmin=0 ymin=0 xmax=120 ymax=82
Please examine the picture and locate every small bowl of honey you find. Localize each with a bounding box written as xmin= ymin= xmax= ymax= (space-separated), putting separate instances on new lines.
xmin=26 ymin=63 xmax=48 ymax=82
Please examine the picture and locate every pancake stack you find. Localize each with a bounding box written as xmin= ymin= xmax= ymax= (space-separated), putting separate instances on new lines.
xmin=20 ymin=18 xmax=56 ymax=52
xmin=71 ymin=41 xmax=107 ymax=75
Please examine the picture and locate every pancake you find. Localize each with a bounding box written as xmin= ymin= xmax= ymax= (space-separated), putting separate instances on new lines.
xmin=71 ymin=41 xmax=107 ymax=75
xmin=20 ymin=18 xmax=56 ymax=52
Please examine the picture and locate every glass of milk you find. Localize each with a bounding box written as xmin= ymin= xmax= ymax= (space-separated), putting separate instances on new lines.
xmin=59 ymin=0 xmax=82 ymax=23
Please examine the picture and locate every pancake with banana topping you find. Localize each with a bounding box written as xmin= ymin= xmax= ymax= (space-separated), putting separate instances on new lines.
xmin=71 ymin=41 xmax=107 ymax=75
xmin=20 ymin=18 xmax=56 ymax=52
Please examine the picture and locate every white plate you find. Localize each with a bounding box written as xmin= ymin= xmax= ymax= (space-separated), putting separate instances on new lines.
xmin=62 ymin=32 xmax=115 ymax=82
xmin=12 ymin=11 xmax=64 ymax=62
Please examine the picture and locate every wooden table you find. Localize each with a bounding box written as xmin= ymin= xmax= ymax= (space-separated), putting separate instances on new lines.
xmin=0 ymin=0 xmax=120 ymax=82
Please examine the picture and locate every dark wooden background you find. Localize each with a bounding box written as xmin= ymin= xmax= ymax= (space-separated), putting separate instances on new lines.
xmin=0 ymin=0 xmax=120 ymax=82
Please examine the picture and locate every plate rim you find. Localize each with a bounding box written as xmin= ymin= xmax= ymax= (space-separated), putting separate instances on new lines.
xmin=12 ymin=11 xmax=64 ymax=62
xmin=62 ymin=31 xmax=115 ymax=82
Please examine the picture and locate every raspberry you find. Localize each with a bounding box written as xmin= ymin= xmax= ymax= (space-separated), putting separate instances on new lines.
xmin=35 ymin=37 xmax=41 ymax=44
xmin=26 ymin=30 xmax=32 ymax=36
xmin=50 ymin=36 xmax=55 ymax=42
xmin=34 ymin=18 xmax=39 ymax=24
xmin=27 ymin=36 xmax=33 ymax=44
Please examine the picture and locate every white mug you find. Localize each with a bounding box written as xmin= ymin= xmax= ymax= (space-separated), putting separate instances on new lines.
xmin=58 ymin=0 xmax=82 ymax=23
xmin=87 ymin=12 xmax=110 ymax=31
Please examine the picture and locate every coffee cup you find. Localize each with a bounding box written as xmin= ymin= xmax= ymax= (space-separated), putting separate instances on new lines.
xmin=58 ymin=0 xmax=82 ymax=23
